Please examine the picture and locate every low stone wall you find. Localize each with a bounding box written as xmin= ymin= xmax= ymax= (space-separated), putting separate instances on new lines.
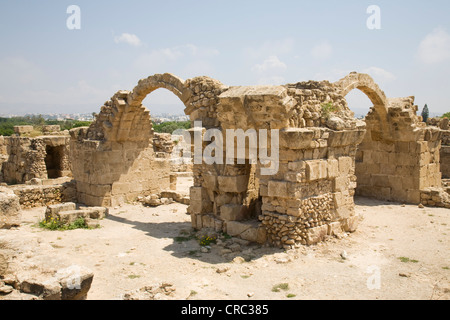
xmin=440 ymin=131 xmax=450 ymax=179
xmin=420 ymin=187 xmax=450 ymax=208
xmin=0 ymin=135 xmax=71 ymax=184
xmin=9 ymin=181 xmax=77 ymax=209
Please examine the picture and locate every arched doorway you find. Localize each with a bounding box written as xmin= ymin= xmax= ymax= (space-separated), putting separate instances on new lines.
xmin=70 ymin=74 xmax=195 ymax=207
xmin=335 ymin=73 xmax=402 ymax=201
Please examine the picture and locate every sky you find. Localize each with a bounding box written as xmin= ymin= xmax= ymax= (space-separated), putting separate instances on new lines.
xmin=0 ymin=0 xmax=449 ymax=117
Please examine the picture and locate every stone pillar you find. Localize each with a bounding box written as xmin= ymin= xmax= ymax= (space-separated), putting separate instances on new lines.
xmin=259 ymin=127 xmax=365 ymax=248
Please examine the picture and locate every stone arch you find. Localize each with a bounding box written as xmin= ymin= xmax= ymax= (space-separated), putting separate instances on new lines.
xmin=128 ymin=73 xmax=192 ymax=108
xmin=334 ymin=72 xmax=390 ymax=138
xmin=334 ymin=72 xmax=387 ymax=107
xmin=93 ymin=74 xmax=193 ymax=143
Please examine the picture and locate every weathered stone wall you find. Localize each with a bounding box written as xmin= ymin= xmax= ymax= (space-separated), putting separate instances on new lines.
xmin=0 ymin=135 xmax=71 ymax=184
xmin=441 ymin=130 xmax=450 ymax=179
xmin=428 ymin=118 xmax=450 ymax=179
xmin=70 ymin=72 xmax=449 ymax=247
xmin=69 ymin=90 xmax=173 ymax=207
xmin=9 ymin=180 xmax=77 ymax=209
xmin=355 ymin=97 xmax=443 ymax=204
xmin=187 ymin=81 xmax=366 ymax=248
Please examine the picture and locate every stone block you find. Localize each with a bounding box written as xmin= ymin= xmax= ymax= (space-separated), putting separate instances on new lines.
xmin=306 ymin=225 xmax=328 ymax=245
xmin=288 ymin=160 xmax=306 ymax=172
xmin=203 ymin=174 xmax=218 ymax=191
xmin=341 ymin=215 xmax=360 ymax=233
xmin=333 ymin=176 xmax=349 ymax=192
xmin=338 ymin=156 xmax=353 ymax=175
xmin=217 ymin=175 xmax=249 ymax=193
xmin=267 ymin=180 xmax=289 ymax=198
xmin=239 ymin=225 xmax=267 ymax=244
xmin=189 ymin=187 xmax=206 ymax=202
xmin=327 ymin=159 xmax=339 ymax=178
xmin=13 ymin=126 xmax=33 ymax=135
xmin=57 ymin=210 xmax=90 ymax=224
xmin=221 ymin=204 xmax=248 ymax=221
xmin=202 ymin=215 xmax=215 ymax=229
xmin=305 ymin=160 xmax=328 ymax=181
xmin=279 ymin=128 xmax=315 ymax=149
xmin=327 ymin=222 xmax=343 ymax=236
xmin=371 ymin=174 xmax=390 ymax=188
xmin=79 ymin=206 xmax=109 ymax=220
xmin=0 ymin=191 xmax=21 ymax=229
xmin=225 ymin=221 xmax=252 ymax=237
xmin=45 ymin=202 xmax=77 ymax=216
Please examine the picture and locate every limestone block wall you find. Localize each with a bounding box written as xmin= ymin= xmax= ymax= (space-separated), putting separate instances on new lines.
xmin=0 ymin=136 xmax=71 ymax=184
xmin=70 ymin=131 xmax=171 ymax=207
xmin=70 ymin=71 xmax=449 ymax=247
xmin=439 ymin=130 xmax=450 ymax=178
xmin=69 ymin=90 xmax=176 ymax=207
xmin=10 ymin=181 xmax=77 ymax=209
xmin=188 ymin=79 xmax=365 ymax=248
xmin=355 ymin=97 xmax=443 ymax=204
xmin=1 ymin=136 xmax=47 ymax=184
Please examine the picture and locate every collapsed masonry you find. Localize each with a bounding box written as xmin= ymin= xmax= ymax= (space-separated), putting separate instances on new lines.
xmin=428 ymin=117 xmax=450 ymax=179
xmin=0 ymin=127 xmax=71 ymax=184
xmin=69 ymin=72 xmax=448 ymax=248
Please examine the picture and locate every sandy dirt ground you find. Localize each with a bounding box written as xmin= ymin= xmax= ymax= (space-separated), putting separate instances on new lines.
xmin=0 ymin=194 xmax=449 ymax=300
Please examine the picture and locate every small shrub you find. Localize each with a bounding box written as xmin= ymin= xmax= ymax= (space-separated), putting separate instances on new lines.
xmin=221 ymin=232 xmax=232 ymax=240
xmin=321 ymin=102 xmax=338 ymax=119
xmin=199 ymin=235 xmax=217 ymax=246
xmin=398 ymin=257 xmax=419 ymax=263
xmin=39 ymin=217 xmax=94 ymax=231
xmin=175 ymin=235 xmax=196 ymax=243
xmin=272 ymin=283 xmax=289 ymax=292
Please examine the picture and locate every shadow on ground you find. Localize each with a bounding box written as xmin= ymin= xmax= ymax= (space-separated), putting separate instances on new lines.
xmin=106 ymin=214 xmax=283 ymax=265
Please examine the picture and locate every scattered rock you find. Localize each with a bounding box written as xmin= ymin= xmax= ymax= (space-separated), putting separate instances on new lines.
xmin=399 ymin=273 xmax=411 ymax=278
xmin=326 ymin=116 xmax=346 ymax=131
xmin=0 ymin=282 xmax=13 ymax=295
xmin=232 ymin=256 xmax=245 ymax=264
xmin=200 ymin=247 xmax=209 ymax=253
xmin=0 ymin=253 xmax=8 ymax=276
xmin=340 ymin=250 xmax=348 ymax=260
xmin=418 ymin=204 xmax=424 ymax=209
xmin=229 ymin=243 xmax=242 ymax=252
xmin=220 ymin=249 xmax=232 ymax=256
xmin=123 ymin=282 xmax=176 ymax=300
xmin=247 ymin=292 xmax=254 ymax=297
xmin=273 ymin=253 xmax=292 ymax=264
xmin=216 ymin=266 xmax=230 ymax=274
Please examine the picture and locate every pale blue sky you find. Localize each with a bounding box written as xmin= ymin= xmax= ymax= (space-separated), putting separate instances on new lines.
xmin=0 ymin=0 xmax=449 ymax=116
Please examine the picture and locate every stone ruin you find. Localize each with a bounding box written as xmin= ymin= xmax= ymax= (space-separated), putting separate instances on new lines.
xmin=66 ymin=71 xmax=449 ymax=249
xmin=0 ymin=127 xmax=71 ymax=184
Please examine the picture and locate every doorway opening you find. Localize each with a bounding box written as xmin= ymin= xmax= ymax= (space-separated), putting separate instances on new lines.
xmin=44 ymin=145 xmax=64 ymax=179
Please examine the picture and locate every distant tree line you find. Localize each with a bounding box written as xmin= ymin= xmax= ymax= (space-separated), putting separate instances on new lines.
xmin=0 ymin=115 xmax=92 ymax=136
xmin=152 ymin=121 xmax=191 ymax=134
